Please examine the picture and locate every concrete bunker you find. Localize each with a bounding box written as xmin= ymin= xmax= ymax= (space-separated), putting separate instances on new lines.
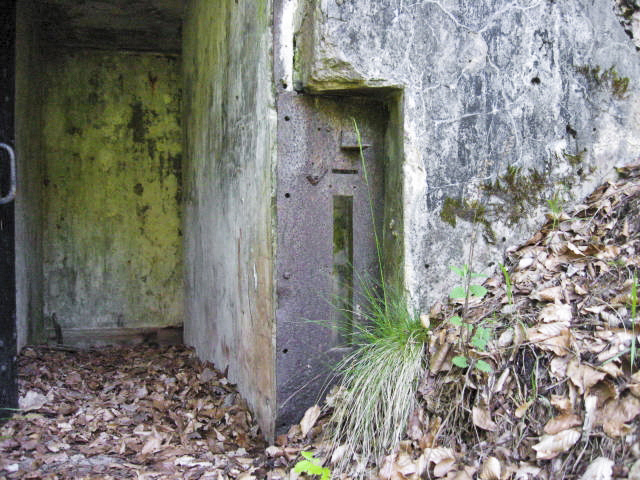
xmin=10 ymin=0 xmax=407 ymax=439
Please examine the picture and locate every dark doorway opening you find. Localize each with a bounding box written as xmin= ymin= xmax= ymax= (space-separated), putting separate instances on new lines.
xmin=14 ymin=1 xmax=185 ymax=349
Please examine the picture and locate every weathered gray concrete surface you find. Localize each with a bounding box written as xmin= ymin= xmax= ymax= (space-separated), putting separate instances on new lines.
xmin=31 ymin=0 xmax=184 ymax=53
xmin=41 ymin=50 xmax=183 ymax=332
xmin=15 ymin=1 xmax=45 ymax=348
xmin=182 ymin=0 xmax=277 ymax=439
xmin=283 ymin=0 xmax=640 ymax=310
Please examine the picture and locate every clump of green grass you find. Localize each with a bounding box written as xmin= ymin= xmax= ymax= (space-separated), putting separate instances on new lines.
xmin=324 ymin=119 xmax=428 ymax=476
xmin=326 ymin=282 xmax=427 ymax=476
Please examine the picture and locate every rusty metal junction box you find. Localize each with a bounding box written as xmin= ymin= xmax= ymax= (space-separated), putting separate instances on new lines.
xmin=275 ymin=94 xmax=397 ymax=431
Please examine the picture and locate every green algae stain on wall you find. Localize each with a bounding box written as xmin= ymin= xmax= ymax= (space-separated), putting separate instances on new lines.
xmin=42 ymin=50 xmax=183 ymax=330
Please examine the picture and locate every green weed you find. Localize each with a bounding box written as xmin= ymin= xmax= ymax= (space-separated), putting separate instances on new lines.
xmin=499 ymin=263 xmax=513 ymax=305
xmin=294 ymin=451 xmax=331 ymax=480
xmin=530 ymin=355 xmax=540 ymax=400
xmin=448 ymin=265 xmax=492 ymax=373
xmin=448 ymin=265 xmax=488 ymax=300
xmin=547 ymin=193 xmax=563 ymax=230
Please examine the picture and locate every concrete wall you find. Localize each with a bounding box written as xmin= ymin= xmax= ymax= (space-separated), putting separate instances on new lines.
xmin=15 ymin=1 xmax=45 ymax=348
xmin=182 ymin=0 xmax=277 ymax=438
xmin=41 ymin=50 xmax=183 ymax=332
xmin=281 ymin=0 xmax=640 ymax=310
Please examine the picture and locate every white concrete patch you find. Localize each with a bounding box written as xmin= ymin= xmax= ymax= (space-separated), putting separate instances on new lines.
xmin=633 ymin=12 xmax=640 ymax=50
xmin=279 ymin=0 xmax=298 ymax=91
xmin=462 ymin=33 xmax=488 ymax=75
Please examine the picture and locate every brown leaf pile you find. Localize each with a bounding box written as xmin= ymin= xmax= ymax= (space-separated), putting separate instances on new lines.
xmin=381 ymin=163 xmax=640 ymax=479
xmin=0 ymin=345 xmax=311 ymax=479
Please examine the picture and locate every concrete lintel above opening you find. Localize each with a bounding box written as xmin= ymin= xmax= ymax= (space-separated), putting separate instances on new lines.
xmin=31 ymin=0 xmax=185 ymax=53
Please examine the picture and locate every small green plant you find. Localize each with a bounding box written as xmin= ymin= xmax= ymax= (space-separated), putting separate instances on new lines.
xmin=529 ymin=354 xmax=540 ymax=401
xmin=471 ymin=325 xmax=491 ymax=350
xmin=294 ymin=451 xmax=331 ymax=480
xmin=547 ymin=193 xmax=563 ymax=230
xmin=499 ymin=263 xmax=513 ymax=305
xmin=448 ymin=265 xmax=488 ymax=300
xmin=448 ymin=265 xmax=492 ymax=373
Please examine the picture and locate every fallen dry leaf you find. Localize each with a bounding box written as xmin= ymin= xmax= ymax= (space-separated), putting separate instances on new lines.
xmin=543 ymin=414 xmax=582 ymax=435
xmin=479 ymin=456 xmax=501 ymax=480
xmin=433 ymin=457 xmax=457 ymax=478
xmin=550 ymin=395 xmax=573 ymax=413
xmin=588 ymin=380 xmax=617 ymax=408
xmin=514 ymin=400 xmax=533 ymax=418
xmin=18 ymin=390 xmax=48 ymax=411
xmin=299 ymin=405 xmax=321 ymax=437
xmin=598 ymin=393 xmax=640 ymax=437
xmin=527 ymin=324 xmax=571 ymax=355
xmin=550 ymin=356 xmax=571 ymax=380
xmin=566 ymin=359 xmax=607 ymax=395
xmin=330 ymin=444 xmax=348 ymax=465
xmin=472 ymin=406 xmax=497 ymax=432
xmin=579 ymin=457 xmax=613 ymax=480
xmin=423 ymin=447 xmax=455 ymax=466
xmin=538 ymin=303 xmax=572 ymax=323
xmin=513 ymin=463 xmax=542 ymax=479
xmin=566 ymin=242 xmax=586 ymax=257
xmin=532 ymin=428 xmax=580 ymax=460
xmin=531 ymin=286 xmax=564 ymax=303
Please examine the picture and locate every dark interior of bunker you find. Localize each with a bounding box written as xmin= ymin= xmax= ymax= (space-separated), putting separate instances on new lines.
xmin=15 ymin=1 xmax=185 ymax=348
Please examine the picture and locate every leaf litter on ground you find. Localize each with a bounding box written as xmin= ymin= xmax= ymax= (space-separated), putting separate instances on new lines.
xmin=0 ymin=344 xmax=307 ymax=479
xmin=386 ymin=162 xmax=640 ymax=479
xmin=297 ymin=162 xmax=640 ymax=478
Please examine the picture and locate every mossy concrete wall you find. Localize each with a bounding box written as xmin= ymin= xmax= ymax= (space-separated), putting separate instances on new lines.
xmin=182 ymin=0 xmax=276 ymax=439
xmin=15 ymin=1 xmax=45 ymax=349
xmin=41 ymin=50 xmax=183 ymax=332
xmin=280 ymin=0 xmax=640 ymax=310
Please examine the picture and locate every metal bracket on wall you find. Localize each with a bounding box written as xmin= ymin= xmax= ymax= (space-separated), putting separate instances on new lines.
xmin=340 ymin=129 xmax=371 ymax=150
